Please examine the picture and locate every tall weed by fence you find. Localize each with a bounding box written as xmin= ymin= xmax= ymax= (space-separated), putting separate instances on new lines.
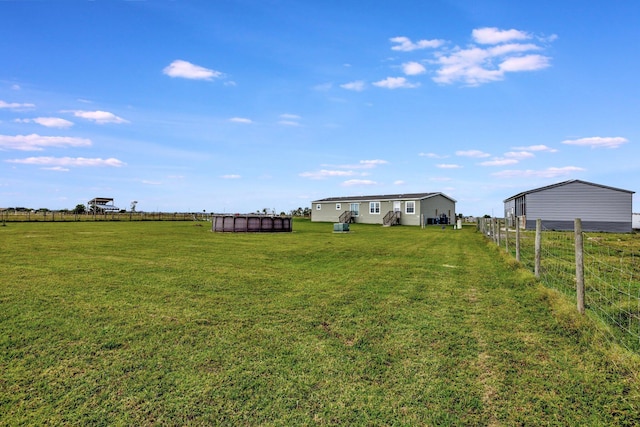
xmin=479 ymin=217 xmax=640 ymax=351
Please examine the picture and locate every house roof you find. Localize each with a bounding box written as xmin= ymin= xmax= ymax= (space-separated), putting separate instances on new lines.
xmin=503 ymin=179 xmax=634 ymax=202
xmin=88 ymin=197 xmax=115 ymax=204
xmin=313 ymin=192 xmax=456 ymax=203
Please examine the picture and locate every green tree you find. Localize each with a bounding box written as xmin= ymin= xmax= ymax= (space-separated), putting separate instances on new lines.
xmin=73 ymin=204 xmax=86 ymax=214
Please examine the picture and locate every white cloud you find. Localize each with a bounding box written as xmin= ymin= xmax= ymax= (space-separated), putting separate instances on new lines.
xmin=229 ymin=117 xmax=252 ymax=124
xmin=70 ymin=110 xmax=128 ymax=124
xmin=341 ymin=179 xmax=377 ymax=186
xmin=390 ymin=36 xmax=444 ymax=51
xmin=433 ymin=48 xmax=551 ymax=86
xmin=357 ymin=159 xmax=388 ymax=168
xmin=419 ymin=152 xmax=448 ymax=158
xmin=278 ymin=120 xmax=301 ymax=127
xmin=511 ymin=144 xmax=558 ymax=153
xmin=402 ymin=61 xmax=426 ymax=76
xmin=504 ymin=151 xmax=534 ymax=160
xmin=499 ymin=54 xmax=550 ymax=72
xmin=280 ymin=113 xmax=301 ymax=120
xmin=432 ymin=28 xmax=552 ymax=86
xmin=142 ymin=180 xmax=162 ymax=185
xmin=340 ymin=80 xmax=366 ymax=91
xmin=373 ymin=77 xmax=419 ymax=89
xmin=479 ymin=158 xmax=519 ymax=166
xmin=6 ymin=156 xmax=126 ymax=167
xmin=437 ymin=164 xmax=462 ymax=169
xmin=16 ymin=117 xmax=74 ymax=128
xmin=277 ymin=113 xmax=302 ymax=126
xmin=492 ymin=166 xmax=585 ymax=179
xmin=0 ymin=100 xmax=35 ymax=110
xmin=0 ymin=134 xmax=91 ymax=151
xmin=394 ymin=180 xmax=405 ymax=185
xmin=321 ymin=159 xmax=387 ymax=170
xmin=378 ymin=28 xmax=553 ymax=88
xmin=43 ymin=166 xmax=70 ymax=172
xmin=488 ymin=43 xmax=541 ymax=56
xmin=163 ymin=59 xmax=222 ymax=80
xmin=456 ymin=150 xmax=490 ymax=158
xmin=221 ymin=174 xmax=241 ymax=179
xmin=433 ymin=48 xmax=500 ymax=85
xmin=561 ymin=136 xmax=628 ymax=149
xmin=472 ymin=27 xmax=530 ymax=45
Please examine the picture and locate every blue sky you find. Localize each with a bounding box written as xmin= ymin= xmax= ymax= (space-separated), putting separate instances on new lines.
xmin=1 ymin=0 xmax=638 ymax=216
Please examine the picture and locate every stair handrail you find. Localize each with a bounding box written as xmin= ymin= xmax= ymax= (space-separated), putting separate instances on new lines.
xmin=339 ymin=210 xmax=353 ymax=224
xmin=383 ymin=210 xmax=401 ymax=226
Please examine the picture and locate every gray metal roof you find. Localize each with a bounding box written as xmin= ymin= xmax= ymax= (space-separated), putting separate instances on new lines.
xmin=503 ymin=179 xmax=634 ymax=202
xmin=88 ymin=197 xmax=115 ymax=204
xmin=313 ymin=192 xmax=456 ymax=203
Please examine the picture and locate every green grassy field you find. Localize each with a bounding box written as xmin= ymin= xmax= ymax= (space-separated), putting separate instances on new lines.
xmin=501 ymin=227 xmax=640 ymax=351
xmin=1 ymin=219 xmax=639 ymax=425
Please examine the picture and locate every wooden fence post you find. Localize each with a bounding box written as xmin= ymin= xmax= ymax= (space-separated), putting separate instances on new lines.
xmin=505 ymin=223 xmax=509 ymax=252
xmin=575 ymin=218 xmax=585 ymax=314
xmin=535 ymin=219 xmax=541 ymax=278
xmin=515 ymin=217 xmax=521 ymax=262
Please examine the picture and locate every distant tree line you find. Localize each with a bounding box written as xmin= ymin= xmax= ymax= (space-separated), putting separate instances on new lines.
xmin=290 ymin=207 xmax=312 ymax=217
xmin=5 ymin=205 xmax=314 ymax=217
xmin=249 ymin=207 xmax=311 ymax=217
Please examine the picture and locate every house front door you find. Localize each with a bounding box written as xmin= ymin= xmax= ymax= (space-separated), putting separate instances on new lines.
xmin=393 ymin=201 xmax=401 ymax=212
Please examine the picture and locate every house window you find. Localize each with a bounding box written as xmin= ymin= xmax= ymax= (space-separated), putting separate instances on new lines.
xmin=316 ymin=204 xmax=321 ymax=210
xmin=405 ymin=201 xmax=415 ymax=214
xmin=350 ymin=203 xmax=359 ymax=216
xmin=336 ymin=203 xmax=341 ymax=210
xmin=369 ymin=202 xmax=380 ymax=214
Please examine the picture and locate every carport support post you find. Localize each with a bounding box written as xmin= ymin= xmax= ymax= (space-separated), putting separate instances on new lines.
xmin=575 ymin=218 xmax=585 ymax=314
xmin=534 ymin=219 xmax=541 ymax=278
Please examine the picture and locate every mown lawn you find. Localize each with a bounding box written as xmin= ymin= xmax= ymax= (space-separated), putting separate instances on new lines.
xmin=1 ymin=219 xmax=639 ymax=425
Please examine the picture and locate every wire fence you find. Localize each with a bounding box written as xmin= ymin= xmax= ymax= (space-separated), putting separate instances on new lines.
xmin=479 ymin=217 xmax=640 ymax=352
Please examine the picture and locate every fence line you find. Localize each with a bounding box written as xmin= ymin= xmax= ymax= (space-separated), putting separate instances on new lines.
xmin=0 ymin=211 xmax=213 ymax=222
xmin=479 ymin=217 xmax=640 ymax=351
xmin=583 ymin=232 xmax=640 ymax=347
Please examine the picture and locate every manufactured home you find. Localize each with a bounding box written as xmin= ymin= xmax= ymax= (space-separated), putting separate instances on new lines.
xmin=311 ymin=192 xmax=456 ymax=226
xmin=504 ymin=180 xmax=634 ymax=232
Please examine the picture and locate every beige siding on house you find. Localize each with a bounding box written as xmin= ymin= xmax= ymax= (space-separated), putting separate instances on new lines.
xmin=310 ymin=201 xmax=344 ymax=223
xmin=418 ymin=196 xmax=455 ymax=225
xmin=311 ymin=193 xmax=456 ymax=226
